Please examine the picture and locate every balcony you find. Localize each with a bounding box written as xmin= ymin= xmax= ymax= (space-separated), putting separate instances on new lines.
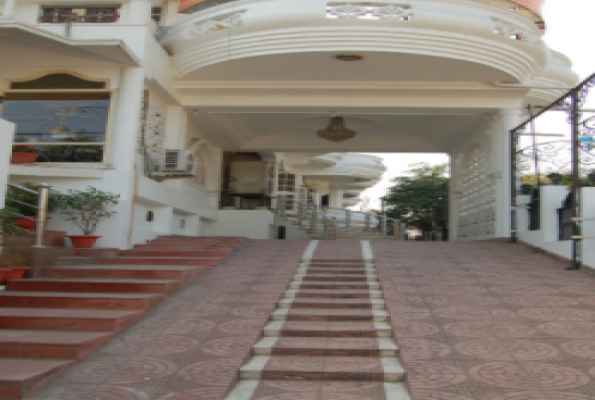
xmin=162 ymin=0 xmax=550 ymax=85
xmin=178 ymin=0 xmax=544 ymax=28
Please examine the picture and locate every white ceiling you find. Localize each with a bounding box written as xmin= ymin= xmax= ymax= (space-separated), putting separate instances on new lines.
xmin=190 ymin=108 xmax=492 ymax=152
xmin=180 ymin=51 xmax=515 ymax=82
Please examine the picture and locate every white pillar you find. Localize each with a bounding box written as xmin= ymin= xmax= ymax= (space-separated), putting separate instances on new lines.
xmin=492 ymin=108 xmax=522 ymax=238
xmin=164 ymin=106 xmax=186 ymax=149
xmin=2 ymin=0 xmax=15 ymax=19
xmin=127 ymin=0 xmax=152 ymax=24
xmin=329 ymin=189 xmax=343 ymax=208
xmin=448 ymin=153 xmax=459 ymax=241
xmin=103 ymin=67 xmax=145 ymax=249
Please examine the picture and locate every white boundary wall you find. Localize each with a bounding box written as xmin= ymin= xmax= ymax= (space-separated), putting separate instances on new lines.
xmin=517 ymin=186 xmax=595 ymax=270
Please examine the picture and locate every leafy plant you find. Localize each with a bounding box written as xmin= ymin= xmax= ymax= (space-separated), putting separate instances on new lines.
xmin=0 ymin=208 xmax=23 ymax=236
xmin=6 ymin=183 xmax=63 ymax=217
xmin=382 ymin=163 xmax=449 ymax=236
xmin=12 ymin=145 xmax=38 ymax=153
xmin=59 ymin=187 xmax=119 ymax=235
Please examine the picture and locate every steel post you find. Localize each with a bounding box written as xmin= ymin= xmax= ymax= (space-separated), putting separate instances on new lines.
xmin=310 ymin=207 xmax=318 ymax=234
xmin=331 ymin=218 xmax=337 ymax=240
xmin=381 ymin=215 xmax=387 ymax=235
xmin=570 ymin=89 xmax=582 ymax=270
xmin=33 ymin=183 xmax=50 ymax=248
xmin=511 ymin=127 xmax=518 ymax=244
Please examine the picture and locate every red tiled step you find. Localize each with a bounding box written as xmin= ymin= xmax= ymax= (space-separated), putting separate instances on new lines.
xmin=265 ymin=321 xmax=391 ymax=338
xmin=102 ymin=256 xmax=220 ymax=266
xmin=0 ymin=330 xmax=112 ymax=359
xmin=302 ymin=274 xmax=374 ymax=282
xmin=0 ymin=308 xmax=142 ymax=332
xmin=0 ymin=358 xmax=74 ymax=399
xmin=0 ymin=291 xmax=163 ymax=311
xmin=279 ymin=298 xmax=384 ymax=309
xmin=44 ymin=265 xmax=207 ymax=282
xmin=306 ymin=268 xmax=368 ymax=275
xmin=148 ymin=240 xmax=241 ymax=247
xmin=288 ymin=289 xmax=380 ymax=299
xmin=119 ymin=249 xmax=230 ymax=257
xmin=242 ymin=355 xmax=402 ymax=381
xmin=157 ymin=235 xmax=246 ymax=244
xmin=294 ymin=281 xmax=379 ymax=290
xmin=8 ymin=278 xmax=180 ymax=295
xmin=254 ymin=337 xmax=397 ymax=357
xmin=309 ymin=263 xmax=368 ymax=268
xmin=272 ymin=308 xmax=389 ymax=322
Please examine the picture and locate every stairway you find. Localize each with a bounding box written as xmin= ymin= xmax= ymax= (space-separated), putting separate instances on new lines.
xmin=0 ymin=236 xmax=244 ymax=399
xmin=225 ymin=257 xmax=411 ymax=400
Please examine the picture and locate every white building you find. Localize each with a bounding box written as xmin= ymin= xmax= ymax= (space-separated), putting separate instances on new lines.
xmin=0 ymin=0 xmax=579 ymax=247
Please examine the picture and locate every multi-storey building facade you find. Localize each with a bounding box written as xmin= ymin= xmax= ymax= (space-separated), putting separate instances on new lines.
xmin=0 ymin=0 xmax=578 ymax=246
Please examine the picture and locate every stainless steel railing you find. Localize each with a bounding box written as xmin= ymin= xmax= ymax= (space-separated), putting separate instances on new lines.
xmin=5 ymin=183 xmax=51 ymax=247
xmin=274 ymin=196 xmax=405 ymax=240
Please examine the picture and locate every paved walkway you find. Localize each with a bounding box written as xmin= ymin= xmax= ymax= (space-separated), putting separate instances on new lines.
xmin=373 ymin=241 xmax=595 ymax=400
xmin=20 ymin=239 xmax=595 ymax=400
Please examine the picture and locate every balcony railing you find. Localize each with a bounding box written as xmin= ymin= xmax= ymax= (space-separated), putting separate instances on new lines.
xmin=39 ymin=7 xmax=120 ymax=24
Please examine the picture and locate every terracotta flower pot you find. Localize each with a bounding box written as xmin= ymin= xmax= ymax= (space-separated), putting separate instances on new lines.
xmin=13 ymin=217 xmax=51 ymax=231
xmin=66 ymin=235 xmax=102 ymax=249
xmin=0 ymin=268 xmax=12 ymax=284
xmin=5 ymin=267 xmax=31 ymax=281
xmin=11 ymin=152 xmax=39 ymax=164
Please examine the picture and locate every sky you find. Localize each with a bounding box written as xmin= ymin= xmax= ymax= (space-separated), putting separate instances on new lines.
xmin=356 ymin=0 xmax=595 ymax=211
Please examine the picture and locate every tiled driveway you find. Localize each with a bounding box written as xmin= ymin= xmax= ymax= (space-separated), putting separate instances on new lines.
xmin=373 ymin=240 xmax=595 ymax=400
xmin=20 ymin=239 xmax=595 ymax=400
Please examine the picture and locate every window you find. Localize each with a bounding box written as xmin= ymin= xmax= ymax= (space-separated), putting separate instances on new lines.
xmin=4 ymin=73 xmax=111 ymax=163
xmin=278 ymin=173 xmax=295 ymax=192
xmin=40 ymin=6 xmax=120 ymax=23
xmin=151 ymin=7 xmax=163 ymax=24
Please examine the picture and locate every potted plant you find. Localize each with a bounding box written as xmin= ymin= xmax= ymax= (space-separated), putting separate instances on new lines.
xmin=59 ymin=187 xmax=120 ymax=248
xmin=11 ymin=145 xmax=39 ymax=164
xmin=6 ymin=183 xmax=63 ymax=231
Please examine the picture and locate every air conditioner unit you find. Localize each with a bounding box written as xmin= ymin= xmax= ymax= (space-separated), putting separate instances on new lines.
xmin=163 ymin=149 xmax=194 ymax=173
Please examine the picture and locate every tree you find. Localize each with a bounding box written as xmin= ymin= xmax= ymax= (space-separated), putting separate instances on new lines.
xmin=382 ymin=163 xmax=449 ymax=236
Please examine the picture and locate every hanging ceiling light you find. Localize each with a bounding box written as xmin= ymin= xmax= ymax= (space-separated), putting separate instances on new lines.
xmin=317 ymin=115 xmax=357 ymax=142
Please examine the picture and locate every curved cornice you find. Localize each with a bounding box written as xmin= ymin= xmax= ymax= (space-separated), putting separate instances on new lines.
xmin=171 ymin=26 xmax=544 ymax=82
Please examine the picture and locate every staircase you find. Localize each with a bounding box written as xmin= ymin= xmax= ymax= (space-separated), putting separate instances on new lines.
xmin=225 ymin=257 xmax=410 ymax=400
xmin=0 ymin=235 xmax=245 ymax=399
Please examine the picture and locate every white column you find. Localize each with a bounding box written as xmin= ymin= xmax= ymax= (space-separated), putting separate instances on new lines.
xmin=164 ymin=106 xmax=186 ymax=149
xmin=0 ymin=119 xmax=15 ymax=209
xmin=126 ymin=0 xmax=152 ymax=24
xmin=2 ymin=0 xmax=15 ymax=19
xmin=101 ymin=67 xmax=145 ymax=249
xmin=492 ymin=108 xmax=522 ymax=238
xmin=329 ymin=189 xmax=343 ymax=208
xmin=448 ymin=153 xmax=459 ymax=241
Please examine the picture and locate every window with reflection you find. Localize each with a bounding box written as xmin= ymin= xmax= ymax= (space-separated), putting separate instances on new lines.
xmin=3 ymin=74 xmax=111 ymax=163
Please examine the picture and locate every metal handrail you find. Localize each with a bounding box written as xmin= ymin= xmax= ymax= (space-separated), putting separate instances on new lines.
xmin=4 ymin=183 xmax=50 ymax=247
xmin=273 ymin=195 xmax=405 ymax=240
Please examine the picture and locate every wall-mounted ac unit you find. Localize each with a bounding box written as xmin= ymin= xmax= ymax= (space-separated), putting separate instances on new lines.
xmin=163 ymin=149 xmax=194 ymax=173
